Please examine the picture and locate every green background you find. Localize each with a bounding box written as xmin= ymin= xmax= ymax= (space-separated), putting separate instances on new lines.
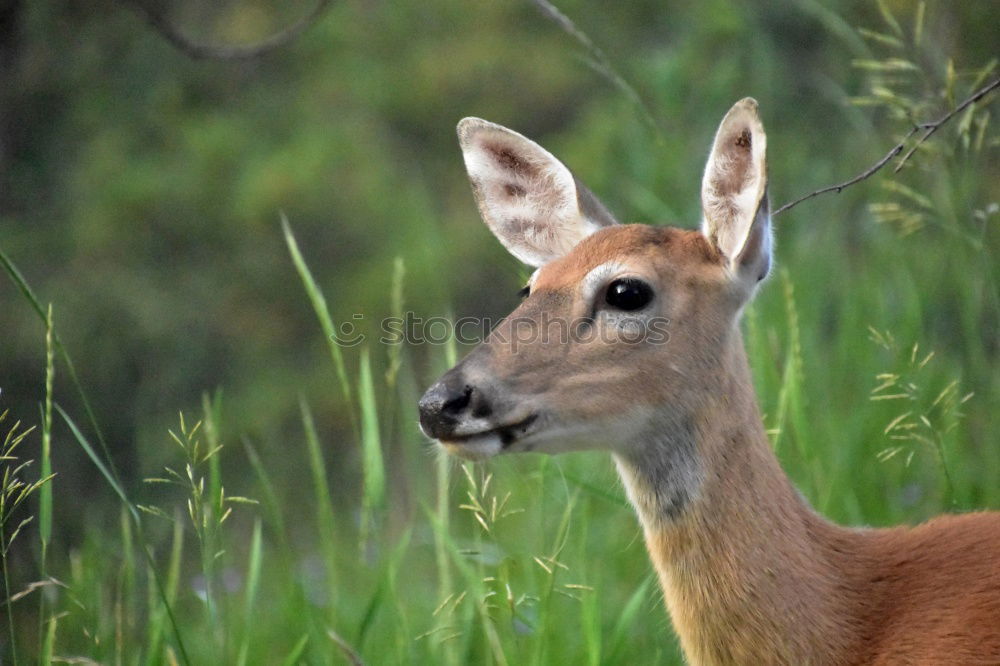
xmin=1 ymin=0 xmax=997 ymax=663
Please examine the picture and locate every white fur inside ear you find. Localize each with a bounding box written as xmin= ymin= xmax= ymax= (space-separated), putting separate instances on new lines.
xmin=700 ymin=99 xmax=769 ymax=265
xmin=458 ymin=118 xmax=611 ymax=267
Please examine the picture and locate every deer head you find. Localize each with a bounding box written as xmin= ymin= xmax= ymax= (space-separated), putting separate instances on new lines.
xmin=418 ymin=99 xmax=771 ymax=481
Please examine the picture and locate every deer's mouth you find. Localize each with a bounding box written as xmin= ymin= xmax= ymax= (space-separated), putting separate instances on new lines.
xmin=439 ymin=414 xmax=538 ymax=460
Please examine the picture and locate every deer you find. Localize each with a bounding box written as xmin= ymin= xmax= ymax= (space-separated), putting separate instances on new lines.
xmin=417 ymin=98 xmax=1000 ymax=665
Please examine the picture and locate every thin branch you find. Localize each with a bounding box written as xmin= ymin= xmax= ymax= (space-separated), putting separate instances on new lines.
xmin=773 ymin=126 xmax=920 ymax=216
xmin=893 ymin=76 xmax=1000 ymax=172
xmin=529 ymin=0 xmax=663 ymax=139
xmin=125 ymin=0 xmax=334 ymax=61
xmin=774 ymin=77 xmax=999 ymax=217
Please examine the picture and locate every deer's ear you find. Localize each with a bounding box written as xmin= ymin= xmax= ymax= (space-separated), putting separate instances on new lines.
xmin=457 ymin=117 xmax=617 ymax=267
xmin=700 ymin=98 xmax=772 ymax=286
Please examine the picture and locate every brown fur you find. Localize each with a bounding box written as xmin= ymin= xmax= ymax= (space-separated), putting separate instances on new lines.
xmin=632 ymin=327 xmax=1000 ymax=665
xmin=487 ymin=143 xmax=537 ymax=176
xmin=439 ymin=106 xmax=1000 ymax=665
xmin=504 ymin=183 xmax=527 ymax=197
xmin=475 ymin=224 xmax=1000 ymax=664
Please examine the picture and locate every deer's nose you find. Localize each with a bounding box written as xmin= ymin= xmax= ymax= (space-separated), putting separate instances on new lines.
xmin=418 ymin=374 xmax=491 ymax=440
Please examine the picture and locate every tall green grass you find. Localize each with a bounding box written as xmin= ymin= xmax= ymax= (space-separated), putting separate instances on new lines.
xmin=2 ymin=196 xmax=998 ymax=664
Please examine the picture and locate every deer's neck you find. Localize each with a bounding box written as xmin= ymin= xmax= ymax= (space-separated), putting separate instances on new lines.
xmin=614 ymin=337 xmax=867 ymax=665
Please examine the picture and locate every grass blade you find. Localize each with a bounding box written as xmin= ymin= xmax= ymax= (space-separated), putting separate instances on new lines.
xmin=605 ymin=574 xmax=655 ymax=661
xmin=385 ymin=256 xmax=406 ymax=391
xmin=358 ymin=347 xmax=386 ymax=546
xmin=280 ymin=634 xmax=310 ymax=666
xmin=299 ymin=398 xmax=339 ymax=622
xmin=242 ymin=439 xmax=290 ymax=554
xmin=146 ymin=513 xmax=184 ymax=665
xmin=0 ymin=245 xmax=122 ymax=494
xmin=244 ymin=518 xmax=264 ymax=611
xmin=56 ymin=404 xmax=134 ymax=518
xmin=327 ymin=627 xmax=365 ymax=666
xmin=236 ymin=518 xmax=264 ymax=666
xmin=202 ymin=392 xmax=225 ymax=527
xmin=281 ymin=215 xmax=356 ymax=428
xmin=37 ymin=304 xmax=56 ymax=659
xmin=57 ymin=405 xmax=191 ymax=665
xmin=39 ymin=304 xmax=54 ymax=554
xmin=41 ymin=614 xmax=56 ymax=666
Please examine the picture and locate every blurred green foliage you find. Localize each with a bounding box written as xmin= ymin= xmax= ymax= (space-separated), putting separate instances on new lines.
xmin=1 ymin=0 xmax=998 ymax=663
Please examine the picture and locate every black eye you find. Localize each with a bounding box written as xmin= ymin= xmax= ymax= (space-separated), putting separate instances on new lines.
xmin=605 ymin=278 xmax=653 ymax=311
xmin=517 ymin=285 xmax=530 ymax=299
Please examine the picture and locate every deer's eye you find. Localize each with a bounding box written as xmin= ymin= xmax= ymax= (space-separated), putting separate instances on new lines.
xmin=605 ymin=278 xmax=653 ymax=311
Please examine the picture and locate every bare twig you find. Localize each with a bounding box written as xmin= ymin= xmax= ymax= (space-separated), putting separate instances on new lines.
xmin=529 ymin=0 xmax=663 ymax=138
xmin=772 ymin=126 xmax=920 ymax=216
xmin=774 ymin=77 xmax=999 ymax=216
xmin=125 ymin=0 xmax=334 ymax=61
xmin=893 ymin=77 xmax=1000 ymax=172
